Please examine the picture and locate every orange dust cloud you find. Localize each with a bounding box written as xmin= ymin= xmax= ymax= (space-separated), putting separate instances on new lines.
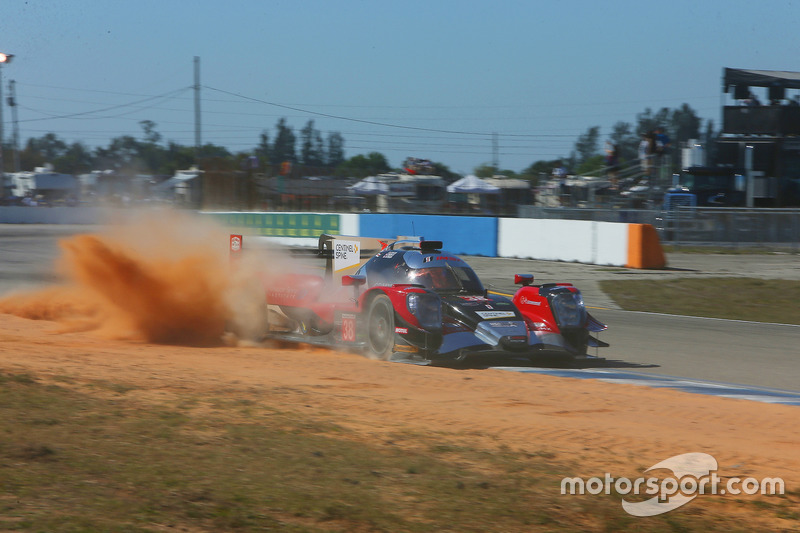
xmin=0 ymin=210 xmax=290 ymax=346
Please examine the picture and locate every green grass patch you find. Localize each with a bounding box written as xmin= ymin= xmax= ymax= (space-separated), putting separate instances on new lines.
xmin=0 ymin=370 xmax=795 ymax=531
xmin=600 ymin=278 xmax=800 ymax=324
xmin=662 ymin=245 xmax=797 ymax=255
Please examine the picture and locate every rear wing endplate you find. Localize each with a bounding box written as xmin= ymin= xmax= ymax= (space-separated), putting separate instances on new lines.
xmin=318 ymin=234 xmax=393 ymax=282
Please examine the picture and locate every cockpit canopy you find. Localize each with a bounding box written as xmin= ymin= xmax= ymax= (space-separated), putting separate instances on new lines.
xmin=358 ymin=248 xmax=484 ymax=294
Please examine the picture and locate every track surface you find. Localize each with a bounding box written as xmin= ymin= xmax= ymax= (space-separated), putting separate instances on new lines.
xmin=466 ymin=254 xmax=800 ymax=392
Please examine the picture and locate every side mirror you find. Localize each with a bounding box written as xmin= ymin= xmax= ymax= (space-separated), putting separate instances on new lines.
xmin=342 ymin=275 xmax=366 ymax=287
xmin=342 ymin=274 xmax=367 ymax=299
xmin=514 ymin=274 xmax=534 ymax=286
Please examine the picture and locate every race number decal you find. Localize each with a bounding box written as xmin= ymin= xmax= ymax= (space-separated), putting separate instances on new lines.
xmin=230 ymin=234 xmax=243 ymax=253
xmin=230 ymin=234 xmax=243 ymax=265
xmin=341 ymin=313 xmax=356 ymax=342
xmin=333 ymin=240 xmax=360 ymax=272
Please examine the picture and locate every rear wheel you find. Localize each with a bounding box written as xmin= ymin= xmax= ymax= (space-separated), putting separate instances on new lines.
xmin=366 ymin=295 xmax=395 ymax=360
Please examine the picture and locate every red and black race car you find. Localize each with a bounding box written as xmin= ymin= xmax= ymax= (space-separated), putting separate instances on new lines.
xmin=258 ymin=234 xmax=608 ymax=364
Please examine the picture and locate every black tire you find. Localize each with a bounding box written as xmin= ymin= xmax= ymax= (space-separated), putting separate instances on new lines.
xmin=563 ymin=329 xmax=589 ymax=356
xmin=366 ymin=295 xmax=395 ymax=360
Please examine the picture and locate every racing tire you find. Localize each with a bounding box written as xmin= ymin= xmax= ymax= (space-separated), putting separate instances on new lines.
xmin=366 ymin=295 xmax=395 ymax=360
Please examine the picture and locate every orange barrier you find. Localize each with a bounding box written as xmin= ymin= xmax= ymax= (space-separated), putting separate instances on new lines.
xmin=626 ymin=224 xmax=666 ymax=269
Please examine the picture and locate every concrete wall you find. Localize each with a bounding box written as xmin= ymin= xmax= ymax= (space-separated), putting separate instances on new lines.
xmin=0 ymin=206 xmax=116 ymax=224
xmin=359 ymin=214 xmax=498 ymax=256
xmin=201 ymin=211 xmax=663 ymax=267
xmin=0 ymin=208 xmax=656 ymax=268
xmin=498 ymin=218 xmax=629 ymax=265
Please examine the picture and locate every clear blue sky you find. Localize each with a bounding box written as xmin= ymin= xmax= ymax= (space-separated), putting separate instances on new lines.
xmin=2 ymin=0 xmax=799 ymax=175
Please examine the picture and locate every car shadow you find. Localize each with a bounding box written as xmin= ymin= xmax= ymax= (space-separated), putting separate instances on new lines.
xmin=568 ymin=358 xmax=660 ymax=370
xmin=434 ymin=355 xmax=660 ymax=371
xmin=636 ymin=266 xmax=698 ymax=273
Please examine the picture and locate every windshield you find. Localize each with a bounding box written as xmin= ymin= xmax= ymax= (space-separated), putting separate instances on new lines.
xmin=407 ymin=265 xmax=484 ymax=293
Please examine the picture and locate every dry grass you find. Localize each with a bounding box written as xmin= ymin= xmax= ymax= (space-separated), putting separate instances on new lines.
xmin=1 ymin=371 xmax=796 ymax=532
xmin=600 ymin=278 xmax=800 ymax=324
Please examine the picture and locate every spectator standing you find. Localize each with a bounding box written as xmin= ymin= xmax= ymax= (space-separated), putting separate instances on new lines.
xmin=745 ymin=92 xmax=761 ymax=106
xmin=605 ymin=141 xmax=619 ymax=188
xmin=654 ymin=127 xmax=671 ymax=185
xmin=654 ymin=128 xmax=670 ymax=156
xmin=552 ymin=161 xmax=568 ymax=206
xmin=638 ymin=133 xmax=654 ymax=179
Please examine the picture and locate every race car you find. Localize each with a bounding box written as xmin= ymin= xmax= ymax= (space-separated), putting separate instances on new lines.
xmin=257 ymin=234 xmax=608 ymax=364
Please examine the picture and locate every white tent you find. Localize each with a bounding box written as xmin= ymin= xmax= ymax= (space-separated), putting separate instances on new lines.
xmin=153 ymin=167 xmax=203 ymax=192
xmin=348 ymin=175 xmax=416 ymax=197
xmin=348 ymin=175 xmax=389 ymax=195
xmin=446 ymin=174 xmax=500 ymax=194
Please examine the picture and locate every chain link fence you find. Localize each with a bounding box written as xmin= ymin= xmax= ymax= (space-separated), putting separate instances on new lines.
xmin=655 ymin=207 xmax=800 ymax=251
xmin=517 ymin=205 xmax=800 ymax=251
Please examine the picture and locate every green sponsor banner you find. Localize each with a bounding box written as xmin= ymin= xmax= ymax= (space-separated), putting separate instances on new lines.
xmin=204 ymin=212 xmax=340 ymax=238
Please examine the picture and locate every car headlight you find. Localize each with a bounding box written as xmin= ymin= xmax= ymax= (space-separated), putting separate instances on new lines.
xmin=407 ymin=292 xmax=442 ymax=330
xmin=550 ymin=292 xmax=587 ymax=328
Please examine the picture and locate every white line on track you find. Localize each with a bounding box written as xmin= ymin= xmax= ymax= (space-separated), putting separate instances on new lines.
xmin=492 ymin=366 xmax=800 ymax=406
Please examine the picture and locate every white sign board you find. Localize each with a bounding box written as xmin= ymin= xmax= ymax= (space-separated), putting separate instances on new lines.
xmin=333 ymin=239 xmax=361 ymax=272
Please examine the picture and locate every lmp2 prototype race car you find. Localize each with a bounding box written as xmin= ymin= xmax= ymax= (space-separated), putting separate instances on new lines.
xmin=258 ymin=234 xmax=608 ymax=364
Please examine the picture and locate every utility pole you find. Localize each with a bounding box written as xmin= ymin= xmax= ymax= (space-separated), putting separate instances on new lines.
xmin=492 ymin=132 xmax=499 ymax=172
xmin=0 ymin=60 xmax=5 ymax=178
xmin=0 ymin=52 xmax=13 ymax=185
xmin=8 ymin=79 xmax=20 ymax=172
xmin=194 ymin=56 xmax=201 ymax=165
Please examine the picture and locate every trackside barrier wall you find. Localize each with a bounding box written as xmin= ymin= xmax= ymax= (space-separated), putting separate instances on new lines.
xmin=199 ymin=211 xmax=665 ymax=268
xmin=358 ymin=214 xmax=498 ymax=256
xmin=0 ymin=206 xmax=116 ymax=224
xmin=0 ymin=208 xmax=663 ymax=268
xmin=626 ymin=223 xmax=666 ymax=269
xmin=498 ymin=218 xmax=665 ymax=268
xmin=201 ymin=211 xmax=359 ymax=247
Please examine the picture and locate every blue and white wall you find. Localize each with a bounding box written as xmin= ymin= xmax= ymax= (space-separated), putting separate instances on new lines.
xmin=0 ymin=207 xmax=663 ymax=268
xmin=203 ymin=211 xmax=664 ymax=268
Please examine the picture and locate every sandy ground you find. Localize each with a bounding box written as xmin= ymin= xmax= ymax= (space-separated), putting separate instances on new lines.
xmin=1 ymin=313 xmax=797 ymax=496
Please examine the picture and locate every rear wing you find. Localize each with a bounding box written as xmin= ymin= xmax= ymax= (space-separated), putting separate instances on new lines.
xmin=228 ymin=232 xmax=407 ymax=283
xmin=318 ymin=234 xmax=393 ymax=282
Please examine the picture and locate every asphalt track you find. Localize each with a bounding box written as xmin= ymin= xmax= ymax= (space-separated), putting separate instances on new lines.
xmin=465 ymin=254 xmax=800 ymax=393
xmin=1 ymin=224 xmax=798 ymax=396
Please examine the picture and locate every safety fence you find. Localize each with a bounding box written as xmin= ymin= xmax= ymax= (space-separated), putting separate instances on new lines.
xmin=656 ymin=208 xmax=800 ymax=250
xmin=517 ymin=205 xmax=800 ymax=249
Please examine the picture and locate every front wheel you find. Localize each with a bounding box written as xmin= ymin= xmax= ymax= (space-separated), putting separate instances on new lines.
xmin=366 ymin=295 xmax=395 ymax=360
xmin=562 ymin=329 xmax=589 ymax=356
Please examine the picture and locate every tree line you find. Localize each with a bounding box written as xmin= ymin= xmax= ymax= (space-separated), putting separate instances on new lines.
xmin=10 ymin=119 xmax=349 ymax=178
xmin=4 ymin=103 xmax=712 ymax=183
xmin=516 ymin=104 xmax=712 ymax=182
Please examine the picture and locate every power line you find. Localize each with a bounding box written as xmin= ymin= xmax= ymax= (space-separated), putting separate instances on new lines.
xmin=203 ymin=85 xmax=499 ymax=137
xmin=10 ymin=79 xmax=719 ymax=168
xmin=15 ymin=82 xmax=718 ymax=139
xmin=202 ymin=84 xmax=630 ymax=141
xmin=17 ymin=87 xmax=192 ymax=123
